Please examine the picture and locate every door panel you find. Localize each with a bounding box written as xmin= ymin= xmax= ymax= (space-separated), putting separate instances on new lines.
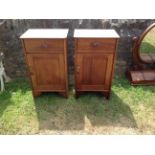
xmin=27 ymin=53 xmax=65 ymax=91
xmin=81 ymin=55 xmax=92 ymax=84
xmin=91 ymin=56 xmax=107 ymax=85
xmin=76 ymin=53 xmax=114 ymax=90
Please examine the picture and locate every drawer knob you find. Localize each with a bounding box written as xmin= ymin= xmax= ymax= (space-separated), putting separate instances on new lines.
xmin=91 ymin=42 xmax=101 ymax=47
xmin=40 ymin=43 xmax=49 ymax=48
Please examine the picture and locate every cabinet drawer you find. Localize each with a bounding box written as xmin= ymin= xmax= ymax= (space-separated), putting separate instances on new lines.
xmin=24 ymin=39 xmax=64 ymax=52
xmin=76 ymin=38 xmax=116 ymax=51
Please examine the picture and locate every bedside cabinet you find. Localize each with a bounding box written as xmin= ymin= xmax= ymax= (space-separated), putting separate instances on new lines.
xmin=74 ymin=29 xmax=120 ymax=99
xmin=20 ymin=29 xmax=69 ymax=98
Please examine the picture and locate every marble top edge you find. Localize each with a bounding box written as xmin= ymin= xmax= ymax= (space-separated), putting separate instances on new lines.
xmin=74 ymin=29 xmax=120 ymax=38
xmin=20 ymin=29 xmax=69 ymax=38
xmin=20 ymin=29 xmax=120 ymax=39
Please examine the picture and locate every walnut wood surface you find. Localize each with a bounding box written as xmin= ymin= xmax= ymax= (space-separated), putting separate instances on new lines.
xmin=24 ymin=39 xmax=65 ymax=52
xmin=20 ymin=29 xmax=68 ymax=98
xmin=74 ymin=30 xmax=119 ymax=99
xmin=127 ymin=70 xmax=155 ymax=85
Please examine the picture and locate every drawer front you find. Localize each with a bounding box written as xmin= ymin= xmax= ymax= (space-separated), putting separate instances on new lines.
xmin=76 ymin=38 xmax=116 ymax=51
xmin=24 ymin=39 xmax=64 ymax=52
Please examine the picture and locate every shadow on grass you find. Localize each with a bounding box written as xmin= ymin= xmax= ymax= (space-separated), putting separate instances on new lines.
xmin=0 ymin=91 xmax=12 ymax=118
xmin=0 ymin=77 xmax=138 ymax=133
xmin=34 ymin=90 xmax=137 ymax=131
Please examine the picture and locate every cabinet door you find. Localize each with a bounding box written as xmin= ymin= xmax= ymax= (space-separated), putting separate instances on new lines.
xmin=75 ymin=53 xmax=114 ymax=90
xmin=26 ymin=53 xmax=66 ymax=91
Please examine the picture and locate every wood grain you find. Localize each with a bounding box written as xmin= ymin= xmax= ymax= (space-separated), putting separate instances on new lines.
xmin=24 ymin=39 xmax=64 ymax=52
xmin=76 ymin=38 xmax=116 ymax=51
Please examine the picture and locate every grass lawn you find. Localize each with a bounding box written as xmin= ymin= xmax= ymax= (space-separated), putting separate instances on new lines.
xmin=0 ymin=76 xmax=155 ymax=134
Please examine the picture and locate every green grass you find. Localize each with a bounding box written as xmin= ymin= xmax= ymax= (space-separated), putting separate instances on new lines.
xmin=140 ymin=27 xmax=155 ymax=54
xmin=0 ymin=76 xmax=155 ymax=134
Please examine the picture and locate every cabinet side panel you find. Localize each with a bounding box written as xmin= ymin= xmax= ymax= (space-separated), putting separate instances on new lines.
xmin=21 ymin=39 xmax=35 ymax=93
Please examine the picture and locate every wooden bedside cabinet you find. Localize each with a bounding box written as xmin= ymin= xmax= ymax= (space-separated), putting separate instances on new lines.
xmin=20 ymin=29 xmax=69 ymax=98
xmin=74 ymin=29 xmax=120 ymax=99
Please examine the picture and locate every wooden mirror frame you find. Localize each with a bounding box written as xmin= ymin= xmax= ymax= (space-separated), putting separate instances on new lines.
xmin=126 ymin=23 xmax=155 ymax=86
xmin=133 ymin=23 xmax=155 ymax=66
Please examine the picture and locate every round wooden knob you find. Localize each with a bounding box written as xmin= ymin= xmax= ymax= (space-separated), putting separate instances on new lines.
xmin=91 ymin=42 xmax=101 ymax=47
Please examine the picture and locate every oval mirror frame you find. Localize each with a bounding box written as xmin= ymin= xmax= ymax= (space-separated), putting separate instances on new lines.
xmin=137 ymin=23 xmax=155 ymax=64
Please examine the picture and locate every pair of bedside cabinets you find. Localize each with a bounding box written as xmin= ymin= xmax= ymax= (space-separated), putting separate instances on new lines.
xmin=20 ymin=29 xmax=120 ymax=99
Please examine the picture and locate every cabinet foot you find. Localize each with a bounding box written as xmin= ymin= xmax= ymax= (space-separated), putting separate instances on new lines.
xmin=103 ymin=92 xmax=110 ymax=100
xmin=75 ymin=91 xmax=83 ymax=98
xmin=75 ymin=91 xmax=80 ymax=98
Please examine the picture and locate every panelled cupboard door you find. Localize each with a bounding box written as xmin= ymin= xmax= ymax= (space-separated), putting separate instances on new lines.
xmin=26 ymin=53 xmax=65 ymax=91
xmin=75 ymin=53 xmax=114 ymax=90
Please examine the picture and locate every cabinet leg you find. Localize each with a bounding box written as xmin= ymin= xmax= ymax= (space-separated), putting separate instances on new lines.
xmin=103 ymin=92 xmax=110 ymax=100
xmin=33 ymin=90 xmax=42 ymax=97
xmin=59 ymin=92 xmax=68 ymax=98
xmin=75 ymin=91 xmax=83 ymax=98
xmin=75 ymin=91 xmax=79 ymax=98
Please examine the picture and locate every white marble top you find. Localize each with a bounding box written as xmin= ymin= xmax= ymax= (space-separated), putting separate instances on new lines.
xmin=74 ymin=29 xmax=120 ymax=38
xmin=20 ymin=29 xmax=69 ymax=38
